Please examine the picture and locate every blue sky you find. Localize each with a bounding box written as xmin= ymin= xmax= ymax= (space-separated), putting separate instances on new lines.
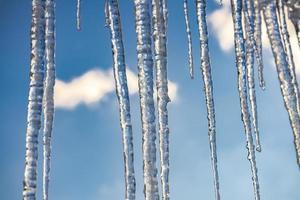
xmin=0 ymin=0 xmax=299 ymax=199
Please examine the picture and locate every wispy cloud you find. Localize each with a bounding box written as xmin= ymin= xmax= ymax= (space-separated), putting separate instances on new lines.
xmin=208 ymin=1 xmax=300 ymax=73
xmin=54 ymin=68 xmax=178 ymax=109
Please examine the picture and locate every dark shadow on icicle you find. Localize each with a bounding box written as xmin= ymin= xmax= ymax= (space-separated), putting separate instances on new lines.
xmin=286 ymin=0 xmax=300 ymax=47
xmin=133 ymin=1 xmax=160 ymax=199
xmin=183 ymin=0 xmax=195 ymax=79
xmin=262 ymin=0 xmax=300 ymax=168
xmin=23 ymin=0 xmax=46 ymax=199
xmin=76 ymin=0 xmax=81 ymax=30
xmin=105 ymin=0 xmax=136 ymax=199
xmin=152 ymin=0 xmax=170 ymax=199
xmin=42 ymin=1 xmax=56 ymax=200
xmin=230 ymin=0 xmax=261 ymax=199
xmin=243 ymin=0 xmax=262 ymax=152
xmin=195 ymin=0 xmax=221 ymax=200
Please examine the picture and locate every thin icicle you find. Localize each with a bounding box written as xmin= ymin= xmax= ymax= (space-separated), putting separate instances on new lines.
xmin=76 ymin=0 xmax=81 ymax=30
xmin=253 ymin=0 xmax=265 ymax=90
xmin=230 ymin=0 xmax=261 ymax=199
xmin=105 ymin=1 xmax=136 ymax=199
xmin=42 ymin=0 xmax=55 ymax=200
xmin=133 ymin=1 xmax=159 ymax=199
xmin=23 ymin=0 xmax=46 ymax=199
xmin=243 ymin=0 xmax=261 ymax=152
xmin=161 ymin=0 xmax=168 ymax=32
xmin=243 ymin=0 xmax=265 ymax=92
xmin=152 ymin=0 xmax=170 ymax=199
xmin=278 ymin=0 xmax=300 ymax=123
xmin=195 ymin=1 xmax=220 ymax=200
xmin=262 ymin=0 xmax=300 ymax=167
xmin=183 ymin=0 xmax=194 ymax=79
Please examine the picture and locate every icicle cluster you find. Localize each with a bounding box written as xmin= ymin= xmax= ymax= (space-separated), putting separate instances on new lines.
xmin=133 ymin=1 xmax=160 ymax=199
xmin=261 ymin=0 xmax=300 ymax=167
xmin=42 ymin=0 xmax=56 ymax=200
xmin=23 ymin=0 xmax=46 ymax=199
xmin=230 ymin=1 xmax=261 ymax=200
xmin=105 ymin=0 xmax=136 ymax=199
xmin=152 ymin=0 xmax=170 ymax=199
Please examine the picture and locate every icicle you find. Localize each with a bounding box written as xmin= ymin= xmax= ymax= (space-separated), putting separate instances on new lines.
xmin=262 ymin=0 xmax=300 ymax=167
xmin=42 ymin=0 xmax=55 ymax=200
xmin=183 ymin=0 xmax=194 ymax=79
xmin=152 ymin=0 xmax=170 ymax=199
xmin=105 ymin=1 xmax=136 ymax=199
xmin=243 ymin=0 xmax=261 ymax=152
xmin=230 ymin=0 xmax=261 ymax=199
xmin=195 ymin=1 xmax=221 ymax=200
xmin=133 ymin=1 xmax=159 ymax=199
xmin=253 ymin=0 xmax=265 ymax=90
xmin=161 ymin=0 xmax=168 ymax=31
xmin=23 ymin=0 xmax=46 ymax=199
xmin=278 ymin=0 xmax=300 ymax=124
xmin=76 ymin=0 xmax=81 ymax=30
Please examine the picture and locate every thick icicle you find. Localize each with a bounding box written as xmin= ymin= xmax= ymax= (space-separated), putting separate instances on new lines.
xmin=105 ymin=1 xmax=136 ymax=199
xmin=253 ymin=0 xmax=266 ymax=90
xmin=243 ymin=0 xmax=261 ymax=152
xmin=262 ymin=0 xmax=300 ymax=167
xmin=76 ymin=0 xmax=81 ymax=30
xmin=195 ymin=1 xmax=221 ymax=200
xmin=230 ymin=0 xmax=261 ymax=199
xmin=152 ymin=0 xmax=170 ymax=199
xmin=286 ymin=0 xmax=300 ymax=46
xmin=183 ymin=0 xmax=195 ymax=79
xmin=133 ymin=1 xmax=160 ymax=199
xmin=23 ymin=0 xmax=46 ymax=199
xmin=42 ymin=0 xmax=56 ymax=200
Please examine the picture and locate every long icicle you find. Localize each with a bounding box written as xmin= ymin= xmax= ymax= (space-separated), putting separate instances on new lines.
xmin=76 ymin=0 xmax=81 ymax=30
xmin=277 ymin=0 xmax=300 ymax=123
xmin=230 ymin=0 xmax=261 ymax=199
xmin=243 ymin=0 xmax=261 ymax=152
xmin=195 ymin=1 xmax=221 ymax=200
xmin=42 ymin=0 xmax=56 ymax=200
xmin=23 ymin=0 xmax=46 ymax=199
xmin=105 ymin=0 xmax=136 ymax=199
xmin=152 ymin=0 xmax=170 ymax=199
xmin=183 ymin=0 xmax=195 ymax=79
xmin=262 ymin=0 xmax=300 ymax=167
xmin=253 ymin=0 xmax=265 ymax=89
xmin=133 ymin=1 xmax=160 ymax=199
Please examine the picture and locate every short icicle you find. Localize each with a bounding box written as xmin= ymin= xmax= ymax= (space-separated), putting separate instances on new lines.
xmin=253 ymin=0 xmax=265 ymax=89
xmin=133 ymin=1 xmax=160 ymax=199
xmin=243 ymin=0 xmax=261 ymax=152
xmin=195 ymin=1 xmax=221 ymax=200
xmin=262 ymin=0 xmax=300 ymax=167
xmin=230 ymin=0 xmax=261 ymax=199
xmin=105 ymin=0 xmax=136 ymax=199
xmin=152 ymin=0 xmax=170 ymax=199
xmin=23 ymin=0 xmax=46 ymax=199
xmin=76 ymin=0 xmax=81 ymax=30
xmin=183 ymin=0 xmax=195 ymax=79
xmin=42 ymin=0 xmax=56 ymax=200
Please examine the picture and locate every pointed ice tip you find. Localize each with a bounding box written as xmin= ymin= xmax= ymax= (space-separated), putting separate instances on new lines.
xmin=190 ymin=74 xmax=194 ymax=79
xmin=218 ymin=0 xmax=223 ymax=6
xmin=256 ymin=145 xmax=262 ymax=152
xmin=260 ymin=83 xmax=266 ymax=91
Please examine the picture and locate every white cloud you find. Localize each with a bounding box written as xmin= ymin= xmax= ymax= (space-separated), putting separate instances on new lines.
xmin=54 ymin=68 xmax=178 ymax=109
xmin=208 ymin=1 xmax=300 ymax=73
